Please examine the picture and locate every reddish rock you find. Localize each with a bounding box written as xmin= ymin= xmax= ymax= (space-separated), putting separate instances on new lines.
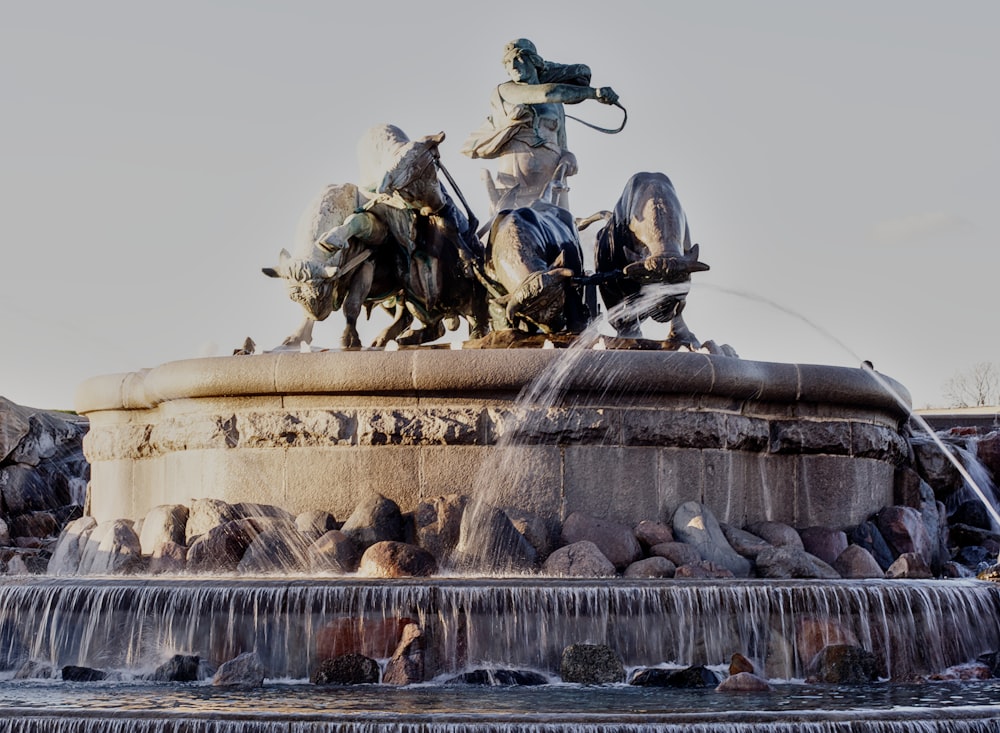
xmin=877 ymin=506 xmax=932 ymax=566
xmin=746 ymin=521 xmax=803 ymax=550
xmin=543 ymin=541 xmax=616 ymax=577
xmin=729 ymin=653 xmax=755 ymax=676
xmin=650 ymin=541 xmax=701 ymax=567
xmin=561 ymin=512 xmax=641 ymax=570
xmin=674 ymin=561 xmax=735 ymax=579
xmin=634 ymin=520 xmax=673 ymax=550
xmin=148 ymin=541 xmax=187 ymax=575
xmin=885 ymin=551 xmax=933 ymax=579
xmin=832 ymin=545 xmax=884 ymax=579
xmin=382 ymin=623 xmax=424 ymax=685
xmin=308 ymin=530 xmax=360 ymax=573
xmin=358 ymin=541 xmax=437 ymax=578
xmin=929 ymin=662 xmax=992 ymax=681
xmin=317 ymin=617 xmax=413 ymax=660
xmin=796 ymin=618 xmax=858 ymax=667
xmin=798 ymin=527 xmax=848 ymax=566
xmin=623 ymin=556 xmax=675 ymax=578
xmin=716 ymin=671 xmax=772 ymax=691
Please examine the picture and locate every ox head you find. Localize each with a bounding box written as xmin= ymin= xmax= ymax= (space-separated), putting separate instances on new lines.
xmin=262 ymin=249 xmax=340 ymax=322
xmin=378 ymin=132 xmax=447 ymax=216
xmin=621 ymin=243 xmax=709 ymax=285
xmin=504 ymin=267 xmax=576 ymax=334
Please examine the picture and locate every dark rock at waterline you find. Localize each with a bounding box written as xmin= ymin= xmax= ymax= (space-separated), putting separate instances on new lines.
xmin=559 ymin=644 xmax=625 ymax=685
xmin=952 ymin=500 xmax=993 ymax=531
xmin=950 ymin=523 xmax=1000 ymax=548
xmin=340 ymin=494 xmax=405 ymax=549
xmin=358 ymin=541 xmax=437 ymax=578
xmin=674 ymin=560 xmax=735 ymax=579
xmin=186 ymin=518 xmax=262 ymax=572
xmin=808 ymin=644 xmax=879 ymax=684
xmin=832 ymin=545 xmax=884 ymax=579
xmin=885 ymin=551 xmax=933 ymax=579
xmin=238 ymin=524 xmax=311 ymax=574
xmin=149 ymin=654 xmax=201 ymax=682
xmin=447 ymin=668 xmax=548 ymax=686
xmin=850 ymin=520 xmax=896 ymax=571
xmin=542 ymin=540 xmax=616 ymax=577
xmin=308 ymin=530 xmax=360 ymax=573
xmin=383 ymin=623 xmax=424 ymax=685
xmin=62 ymin=665 xmax=107 ymax=682
xmin=148 ymin=541 xmax=187 ymax=574
xmin=213 ymin=651 xmax=267 ymax=688
xmin=729 ymin=653 xmax=755 ymax=676
xmin=13 ymin=659 xmax=54 ymax=680
xmin=649 ymin=541 xmax=701 ymax=567
xmin=630 ymin=665 xmax=720 ymax=688
xmin=941 ymin=560 xmax=975 ymax=578
xmin=955 ymin=545 xmax=994 ymax=568
xmin=561 ymin=512 xmax=641 ymax=570
xmin=311 ymin=653 xmax=380 ymax=685
xmin=185 ymin=498 xmax=240 ymax=545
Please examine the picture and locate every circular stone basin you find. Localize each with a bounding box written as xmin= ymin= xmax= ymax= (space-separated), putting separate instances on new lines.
xmin=75 ymin=350 xmax=910 ymax=527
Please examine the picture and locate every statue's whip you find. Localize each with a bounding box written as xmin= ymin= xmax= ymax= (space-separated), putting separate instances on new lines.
xmin=565 ymin=101 xmax=628 ymax=135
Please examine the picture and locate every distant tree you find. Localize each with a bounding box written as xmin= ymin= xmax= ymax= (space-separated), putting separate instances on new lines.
xmin=943 ymin=362 xmax=999 ymax=408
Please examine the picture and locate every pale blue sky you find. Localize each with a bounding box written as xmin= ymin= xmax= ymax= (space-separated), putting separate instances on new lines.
xmin=2 ymin=1 xmax=997 ymax=409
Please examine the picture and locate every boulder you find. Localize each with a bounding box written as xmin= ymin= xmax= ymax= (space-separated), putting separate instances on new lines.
xmin=148 ymin=541 xmax=187 ymax=575
xmin=929 ymin=662 xmax=991 ymax=681
xmin=413 ymin=494 xmax=467 ymax=559
xmin=729 ymin=653 xmax=755 ymax=675
xmin=630 ymin=665 xmax=719 ymax=688
xmin=0 ymin=465 xmax=71 ymax=515
xmin=623 ymin=556 xmax=675 ymax=578
xmin=798 ymin=527 xmax=848 ymax=566
xmin=358 ymin=541 xmax=437 ymax=578
xmin=382 ymin=623 xmax=424 ymax=685
xmin=674 ymin=561 xmax=735 ymax=579
xmin=561 ymin=512 xmax=642 ymax=571
xmin=720 ymin=524 xmax=773 ymax=560
xmin=62 ymin=665 xmax=107 ymax=682
xmin=238 ymin=524 xmax=311 ymax=574
xmin=952 ymin=500 xmax=992 ymax=531
xmin=310 ymin=654 xmax=380 ymax=685
xmin=10 ymin=511 xmax=59 ymax=539
xmin=454 ymin=504 xmax=537 ymax=573
xmin=754 ymin=547 xmax=840 ymax=579
xmin=746 ymin=521 xmax=803 ymax=550
xmin=559 ymin=644 xmax=625 ymax=685
xmin=504 ymin=507 xmax=557 ymax=558
xmin=832 ymin=545 xmax=884 ymax=579
xmin=47 ymin=516 xmax=98 ymax=575
xmin=139 ymin=505 xmax=189 ymax=553
xmin=148 ymin=654 xmax=201 ymax=682
xmin=0 ymin=518 xmax=9 ymax=546
xmin=808 ymin=644 xmax=879 ymax=684
xmin=885 ymin=552 xmax=933 ymax=579
xmin=716 ymin=671 xmax=772 ymax=691
xmin=185 ymin=498 xmax=240 ymax=544
xmin=849 ymin=521 xmax=896 ymax=570
xmin=649 ymin=541 xmax=701 ymax=567
xmin=976 ymin=432 xmax=1000 ymax=482
xmin=213 ymin=651 xmax=267 ymax=688
xmin=446 ymin=669 xmax=548 ymax=686
xmin=876 ymin=506 xmax=933 ymax=566
xmin=543 ymin=541 xmax=616 ymax=577
xmin=672 ymin=502 xmax=751 ymax=577
xmin=796 ymin=618 xmax=858 ymax=666
xmin=317 ymin=617 xmax=413 ymax=660
xmin=79 ymin=519 xmax=142 ymax=575
xmin=634 ymin=520 xmax=674 ymax=551
xmin=340 ymin=494 xmax=405 ymax=549
xmin=308 ymin=530 xmax=361 ymax=573
xmin=186 ymin=519 xmax=261 ymax=573
xmin=911 ymin=439 xmax=963 ymax=501
xmin=295 ymin=510 xmax=338 ymax=540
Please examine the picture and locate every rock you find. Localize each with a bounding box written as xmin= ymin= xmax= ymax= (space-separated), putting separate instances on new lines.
xmin=976 ymin=432 xmax=1000 ymax=482
xmin=233 ymin=503 xmax=295 ymax=522
xmin=929 ymin=662 xmax=991 ymax=681
xmin=13 ymin=659 xmax=54 ymax=680
xmin=630 ymin=665 xmax=719 ymax=688
xmin=340 ymin=494 xmax=405 ymax=549
xmin=80 ymin=519 xmax=142 ymax=575
xmin=454 ymin=503 xmax=537 ymax=573
xmin=213 ymin=651 xmax=267 ymax=688
xmin=808 ymin=644 xmax=879 ymax=684
xmin=358 ymin=541 xmax=437 ymax=578
xmin=717 ymin=671 xmax=773 ymax=691
xmin=238 ymin=524 xmax=311 ymax=574
xmin=649 ymin=541 xmax=701 ymax=567
xmin=885 ymin=552 xmax=933 ymax=579
xmin=47 ymin=516 xmax=98 ymax=575
xmin=674 ymin=561 xmax=735 ymax=579
xmin=911 ymin=439 xmax=963 ymax=501
xmin=634 ymin=520 xmax=673 ymax=550
xmin=952 ymin=500 xmax=992 ymax=531
xmin=295 ymin=510 xmax=338 ymax=540
xmin=185 ymin=498 xmax=240 ymax=544
xmin=414 ymin=494 xmax=467 ymax=559
xmin=186 ymin=519 xmax=261 ymax=573
xmin=746 ymin=521 xmax=804 ymax=550
xmin=729 ymin=653 xmax=755 ymax=675
xmin=62 ymin=665 xmax=107 ymax=682
xmin=895 ymin=469 xmax=950 ymax=570
xmin=941 ymin=560 xmax=975 ymax=578
xmin=955 ymin=545 xmax=993 ymax=568
xmin=542 ymin=541 xmax=616 ymax=577
xmin=849 ymin=521 xmax=896 ymax=571
xmin=446 ymin=669 xmax=548 ymax=685
xmin=317 ymin=617 xmax=413 ymax=660
xmin=504 ymin=507 xmax=557 ymax=558
xmin=0 ymin=518 xmax=9 ymax=546
xmin=310 ymin=654 xmax=380 ymax=685
xmin=798 ymin=527 xmax=848 ymax=566
xmin=0 ymin=396 xmax=33 ymax=461
xmin=559 ymin=644 xmax=625 ymax=685
xmin=754 ymin=547 xmax=840 ymax=579
xmin=720 ymin=524 xmax=773 ymax=559
xmin=148 ymin=541 xmax=187 ymax=574
xmin=308 ymin=530 xmax=361 ymax=573
xmin=10 ymin=511 xmax=59 ymax=539
xmin=561 ymin=512 xmax=641 ymax=571
xmin=624 ymin=556 xmax=675 ymax=578
xmin=672 ymin=502 xmax=751 ymax=577
xmin=832 ymin=545 xmax=884 ymax=579
xmin=951 ymin=523 xmax=1000 ymax=548
xmin=0 ymin=465 xmax=71 ymax=515
xmin=139 ymin=504 xmax=189 ymax=553
xmin=796 ymin=618 xmax=858 ymax=666
xmin=149 ymin=654 xmax=201 ymax=682
xmin=382 ymin=623 xmax=424 ymax=685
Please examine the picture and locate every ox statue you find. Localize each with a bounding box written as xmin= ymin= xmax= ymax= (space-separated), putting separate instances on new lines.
xmin=485 ymin=199 xmax=588 ymax=334
xmin=593 ymin=172 xmax=709 ymax=345
xmin=263 ymin=125 xmax=489 ymax=349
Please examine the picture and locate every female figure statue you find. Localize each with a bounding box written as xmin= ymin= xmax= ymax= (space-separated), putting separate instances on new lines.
xmin=462 ymin=39 xmax=619 ymax=211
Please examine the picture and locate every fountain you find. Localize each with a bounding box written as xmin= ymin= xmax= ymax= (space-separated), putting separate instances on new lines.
xmin=3 ymin=38 xmax=1000 ymax=733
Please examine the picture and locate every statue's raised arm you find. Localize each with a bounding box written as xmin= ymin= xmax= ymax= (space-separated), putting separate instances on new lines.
xmin=462 ymin=38 xmax=619 ymax=211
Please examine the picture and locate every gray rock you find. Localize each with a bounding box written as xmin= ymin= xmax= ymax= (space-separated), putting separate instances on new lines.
xmin=674 ymin=561 xmax=735 ymax=579
xmin=504 ymin=507 xmax=557 ymax=558
xmin=624 ymin=556 xmax=675 ymax=578
xmin=720 ymin=524 xmax=773 ymax=559
xmin=0 ymin=465 xmax=71 ymax=515
xmin=561 ymin=512 xmax=641 ymax=570
xmin=746 ymin=521 xmax=803 ymax=550
xmin=885 ymin=551 xmax=933 ymax=579
xmin=0 ymin=518 xmax=9 ymax=546
xmin=0 ymin=396 xmax=32 ymax=461
xmin=877 ymin=506 xmax=933 ymax=566
xmin=672 ymin=502 xmax=751 ymax=577
xmin=832 ymin=545 xmax=884 ymax=579
xmin=754 ymin=546 xmax=840 ymax=579
xmin=382 ymin=623 xmax=424 ymax=685
xmin=80 ymin=519 xmax=142 ymax=575
xmin=47 ymin=516 xmax=98 ymax=575
xmin=798 ymin=526 xmax=848 ymax=566
xmin=649 ymin=541 xmax=701 ymax=567
xmin=186 ymin=519 xmax=261 ymax=573
xmin=213 ymin=651 xmax=267 ymax=688
xmin=10 ymin=511 xmax=59 ymax=539
xmin=542 ymin=541 xmax=616 ymax=577
xmin=454 ymin=503 xmax=537 ymax=573
xmin=185 ymin=498 xmax=240 ymax=544
xmin=238 ymin=524 xmax=311 ymax=574
xmin=559 ymin=644 xmax=625 ymax=685
xmin=341 ymin=494 xmax=405 ymax=549
xmin=358 ymin=541 xmax=437 ymax=578
xmin=295 ymin=510 xmax=338 ymax=540
xmin=308 ymin=530 xmax=360 ymax=573
xmin=139 ymin=505 xmax=189 ymax=554
xmin=911 ymin=439 xmax=964 ymax=501
xmin=849 ymin=521 xmax=896 ymax=570
xmin=148 ymin=541 xmax=187 ymax=574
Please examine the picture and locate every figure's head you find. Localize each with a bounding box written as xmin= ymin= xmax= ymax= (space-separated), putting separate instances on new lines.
xmin=502 ymin=38 xmax=542 ymax=83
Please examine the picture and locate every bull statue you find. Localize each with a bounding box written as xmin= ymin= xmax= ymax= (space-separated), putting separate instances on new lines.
xmin=485 ymin=199 xmax=588 ymax=334
xmin=593 ymin=172 xmax=709 ymax=346
xmin=263 ymin=125 xmax=489 ymax=349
